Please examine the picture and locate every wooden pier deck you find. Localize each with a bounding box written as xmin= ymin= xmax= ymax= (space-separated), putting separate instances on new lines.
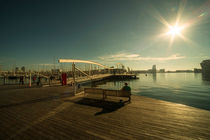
xmin=0 ymin=86 xmax=210 ymax=139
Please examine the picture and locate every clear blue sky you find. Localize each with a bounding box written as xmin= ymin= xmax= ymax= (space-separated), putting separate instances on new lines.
xmin=0 ymin=0 xmax=209 ymax=70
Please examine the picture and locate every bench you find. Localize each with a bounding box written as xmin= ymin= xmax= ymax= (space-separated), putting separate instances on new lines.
xmin=84 ymin=88 xmax=131 ymax=102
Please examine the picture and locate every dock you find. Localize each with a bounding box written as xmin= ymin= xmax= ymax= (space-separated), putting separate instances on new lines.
xmin=0 ymin=86 xmax=210 ymax=139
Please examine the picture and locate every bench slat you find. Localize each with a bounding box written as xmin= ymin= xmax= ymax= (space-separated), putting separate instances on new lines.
xmin=84 ymin=88 xmax=131 ymax=98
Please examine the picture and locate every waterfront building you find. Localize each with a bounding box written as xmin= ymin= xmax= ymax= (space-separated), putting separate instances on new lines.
xmin=200 ymin=59 xmax=210 ymax=80
xmin=200 ymin=60 xmax=210 ymax=74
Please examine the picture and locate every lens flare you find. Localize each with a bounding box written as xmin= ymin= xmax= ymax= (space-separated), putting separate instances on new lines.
xmin=168 ymin=25 xmax=182 ymax=35
xmin=152 ymin=0 xmax=208 ymax=48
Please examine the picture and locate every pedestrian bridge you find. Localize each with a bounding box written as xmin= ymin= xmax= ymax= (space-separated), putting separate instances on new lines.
xmin=57 ymin=59 xmax=135 ymax=86
xmin=58 ymin=59 xmax=119 ymax=83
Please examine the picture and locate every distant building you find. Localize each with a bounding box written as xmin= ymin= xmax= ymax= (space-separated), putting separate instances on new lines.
xmin=132 ymin=70 xmax=148 ymax=73
xmin=176 ymin=70 xmax=193 ymax=73
xmin=152 ymin=65 xmax=156 ymax=73
xmin=147 ymin=69 xmax=152 ymax=73
xmin=159 ymin=69 xmax=165 ymax=73
xmin=21 ymin=66 xmax=25 ymax=73
xmin=194 ymin=68 xmax=202 ymax=73
xmin=166 ymin=70 xmax=176 ymax=73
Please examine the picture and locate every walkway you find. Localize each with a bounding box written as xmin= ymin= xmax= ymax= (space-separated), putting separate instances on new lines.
xmin=0 ymin=86 xmax=209 ymax=139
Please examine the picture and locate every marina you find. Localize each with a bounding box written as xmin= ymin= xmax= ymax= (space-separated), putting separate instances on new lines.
xmin=0 ymin=74 xmax=138 ymax=88
xmin=0 ymin=59 xmax=136 ymax=87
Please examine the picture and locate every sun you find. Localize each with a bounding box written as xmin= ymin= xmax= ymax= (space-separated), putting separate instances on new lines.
xmin=154 ymin=0 xmax=200 ymax=48
xmin=168 ymin=25 xmax=182 ymax=36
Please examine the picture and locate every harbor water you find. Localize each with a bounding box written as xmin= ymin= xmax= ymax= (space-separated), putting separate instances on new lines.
xmin=96 ymin=73 xmax=210 ymax=111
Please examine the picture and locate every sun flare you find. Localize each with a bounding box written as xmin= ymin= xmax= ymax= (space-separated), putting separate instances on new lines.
xmin=168 ymin=25 xmax=182 ymax=36
xmin=164 ymin=24 xmax=186 ymax=47
xmin=153 ymin=0 xmax=204 ymax=48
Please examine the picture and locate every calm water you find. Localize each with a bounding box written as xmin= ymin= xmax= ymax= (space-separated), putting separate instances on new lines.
xmin=96 ymin=73 xmax=210 ymax=111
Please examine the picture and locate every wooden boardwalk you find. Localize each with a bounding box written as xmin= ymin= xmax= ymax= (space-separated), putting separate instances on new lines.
xmin=0 ymin=86 xmax=210 ymax=139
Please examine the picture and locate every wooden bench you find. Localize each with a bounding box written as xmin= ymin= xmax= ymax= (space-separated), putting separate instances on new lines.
xmin=84 ymin=88 xmax=131 ymax=101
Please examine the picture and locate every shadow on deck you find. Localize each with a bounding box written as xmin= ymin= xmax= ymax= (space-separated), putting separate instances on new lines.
xmin=74 ymin=98 xmax=129 ymax=116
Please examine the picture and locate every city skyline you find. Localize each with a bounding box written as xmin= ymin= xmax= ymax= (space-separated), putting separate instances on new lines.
xmin=0 ymin=0 xmax=210 ymax=71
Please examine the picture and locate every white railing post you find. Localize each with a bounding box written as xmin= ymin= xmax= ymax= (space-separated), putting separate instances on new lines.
xmin=72 ymin=62 xmax=76 ymax=95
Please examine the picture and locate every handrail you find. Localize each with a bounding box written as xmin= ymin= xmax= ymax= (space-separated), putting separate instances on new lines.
xmin=58 ymin=59 xmax=114 ymax=69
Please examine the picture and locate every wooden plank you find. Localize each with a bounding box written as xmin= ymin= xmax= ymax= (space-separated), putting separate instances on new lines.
xmin=0 ymin=86 xmax=209 ymax=139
